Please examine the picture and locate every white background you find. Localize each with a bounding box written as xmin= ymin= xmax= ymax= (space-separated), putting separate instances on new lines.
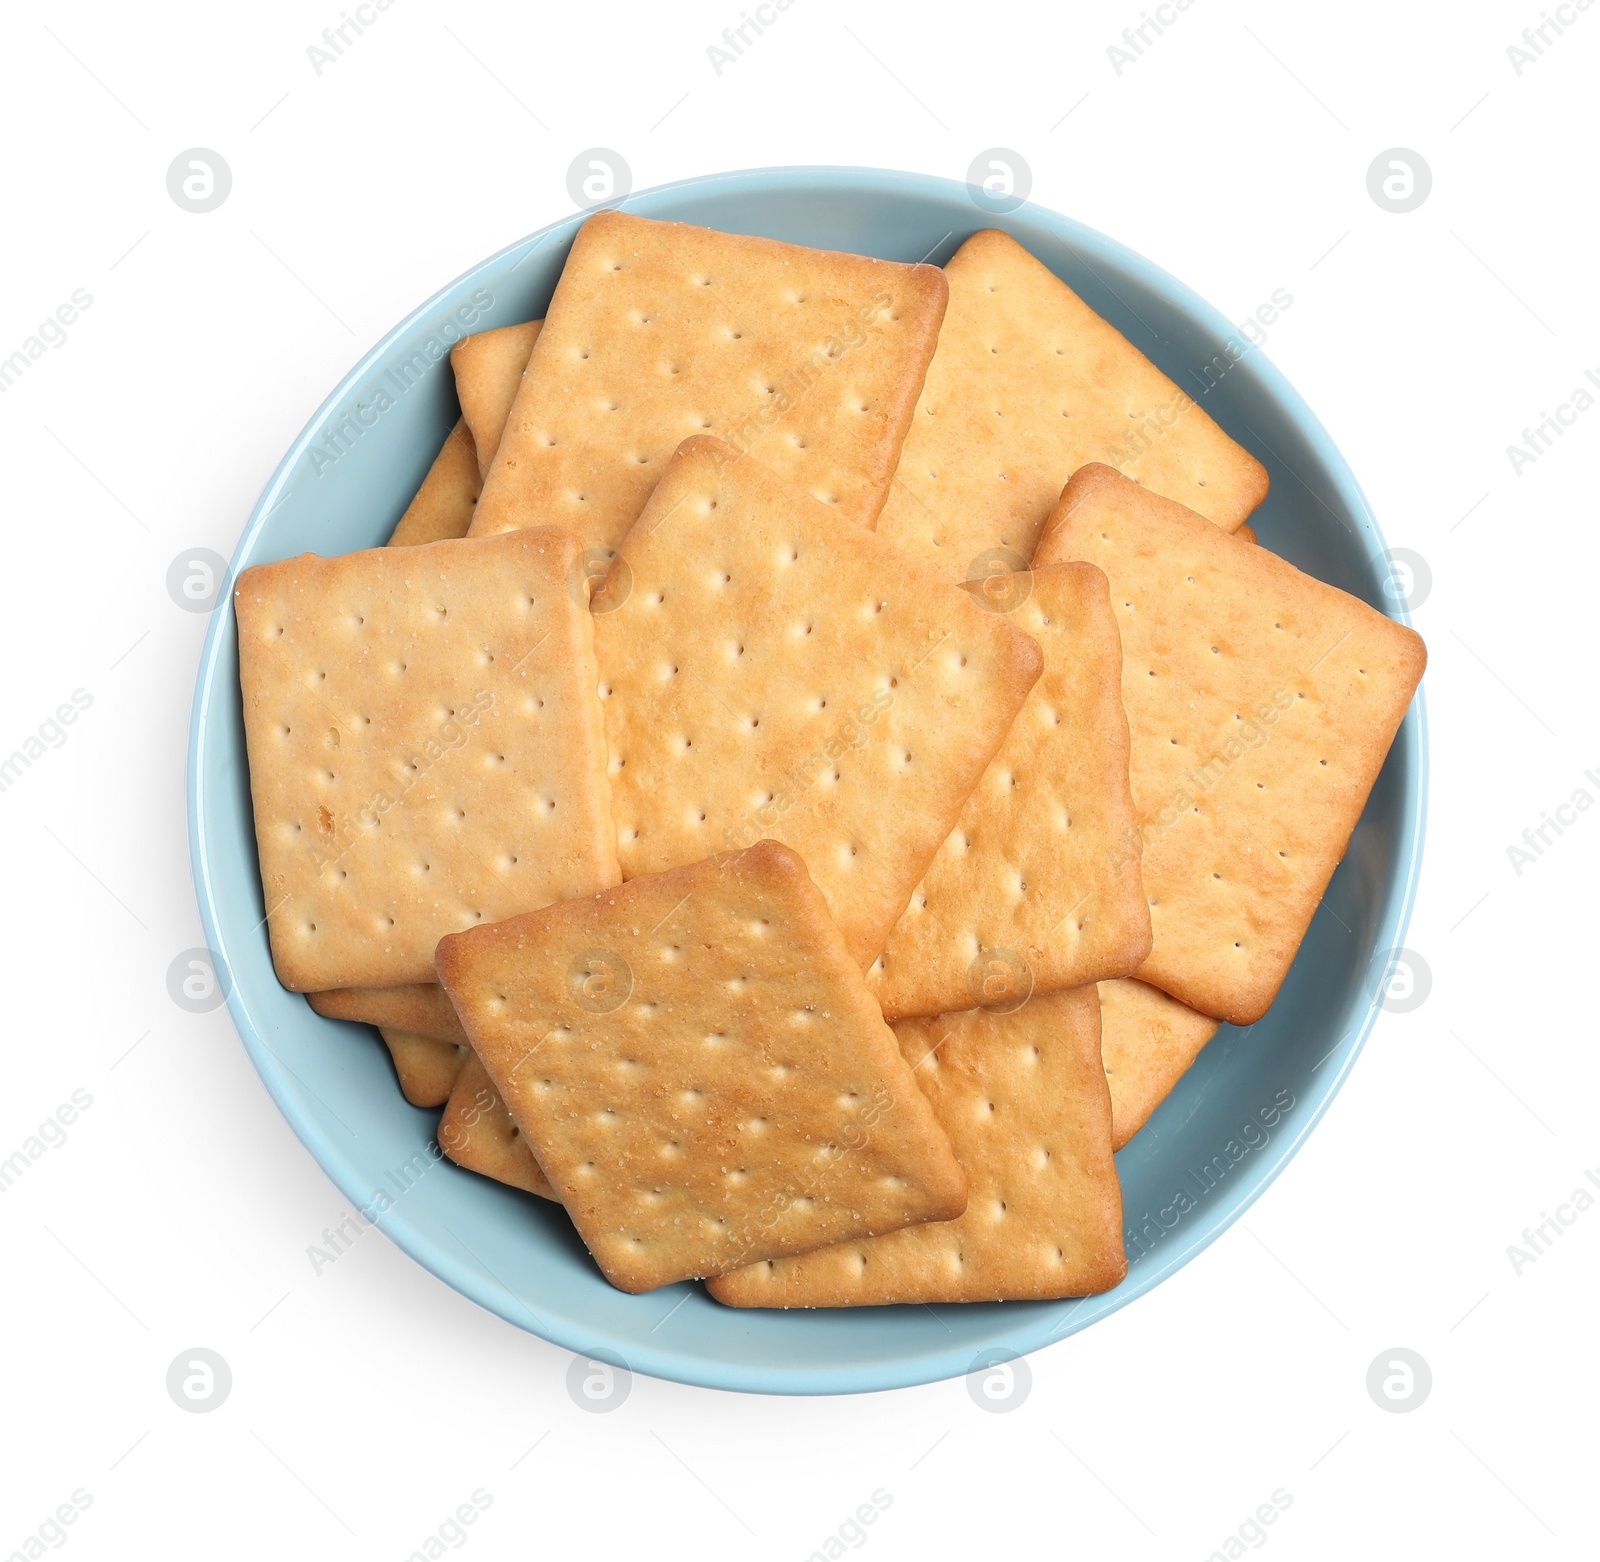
xmin=1 ymin=0 xmax=1593 ymax=1557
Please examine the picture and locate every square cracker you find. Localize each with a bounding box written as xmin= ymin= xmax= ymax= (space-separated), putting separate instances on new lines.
xmin=1098 ymin=978 xmax=1219 ymax=1151
xmin=470 ymin=211 xmax=948 ymax=546
xmin=302 ymin=359 xmax=551 ymax=1029
xmin=868 ymin=562 xmax=1150 ymax=1019
xmin=875 ymin=229 xmax=1268 ymax=578
xmin=438 ymin=1051 xmax=556 ymax=1199
xmin=452 ymin=320 xmax=543 ymax=480
xmin=377 ymin=1028 xmax=468 ymax=1108
xmin=388 ymin=420 xmax=481 ymax=547
xmin=1035 ymin=463 xmax=1427 ymax=1024
xmin=434 ymin=841 xmax=969 ymax=1294
xmin=708 ymin=985 xmax=1125 ymax=1307
xmin=590 ymin=436 xmax=1043 ymax=967
xmin=307 ymin=983 xmax=466 ymax=1043
xmin=235 ymin=527 xmax=619 ymax=990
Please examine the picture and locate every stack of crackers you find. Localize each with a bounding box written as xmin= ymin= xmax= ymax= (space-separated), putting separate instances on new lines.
xmin=236 ymin=213 xmax=1425 ymax=1304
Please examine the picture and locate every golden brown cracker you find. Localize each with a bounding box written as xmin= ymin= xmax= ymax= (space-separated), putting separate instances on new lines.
xmin=1035 ymin=464 xmax=1426 ymax=1024
xmin=235 ymin=527 xmax=619 ymax=990
xmin=708 ymin=986 xmax=1125 ymax=1307
xmin=434 ymin=841 xmax=968 ymax=1294
xmin=438 ymin=1052 xmax=555 ymax=1199
xmin=307 ymin=983 xmax=466 ymax=1043
xmin=876 ymin=230 xmax=1267 ymax=577
xmin=389 ymin=420 xmax=480 ymax=547
xmin=1098 ymin=978 xmax=1219 ymax=1150
xmin=868 ymin=563 xmax=1150 ymax=1019
xmin=590 ymin=436 xmax=1043 ymax=967
xmin=376 ymin=1027 xmax=468 ymax=1108
xmin=452 ymin=320 xmax=543 ymax=480
xmin=471 ymin=211 xmax=948 ymax=546
xmin=310 ymin=354 xmax=551 ymax=1034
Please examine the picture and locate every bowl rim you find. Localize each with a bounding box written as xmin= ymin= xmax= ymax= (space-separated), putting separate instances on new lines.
xmin=187 ymin=163 xmax=1427 ymax=1395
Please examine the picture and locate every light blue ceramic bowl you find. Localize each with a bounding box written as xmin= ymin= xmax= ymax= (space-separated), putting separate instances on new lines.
xmin=188 ymin=166 xmax=1425 ymax=1394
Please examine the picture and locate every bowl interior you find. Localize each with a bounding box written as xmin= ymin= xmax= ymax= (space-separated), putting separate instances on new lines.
xmin=189 ymin=167 xmax=1424 ymax=1394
